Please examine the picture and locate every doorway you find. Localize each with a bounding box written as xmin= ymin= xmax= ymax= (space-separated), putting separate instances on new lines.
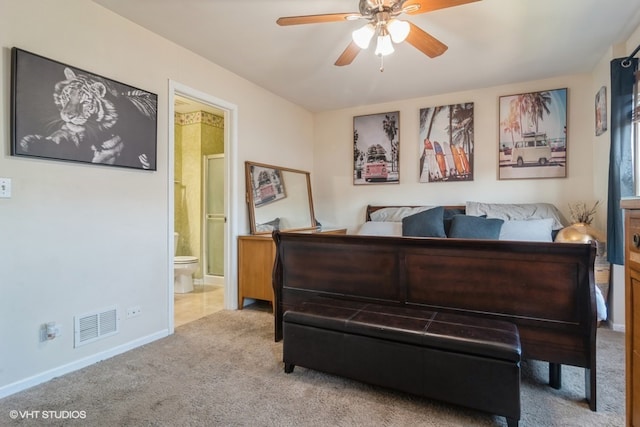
xmin=168 ymin=81 xmax=239 ymax=333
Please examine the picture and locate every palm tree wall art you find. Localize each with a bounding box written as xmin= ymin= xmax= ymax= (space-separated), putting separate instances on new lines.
xmin=498 ymin=88 xmax=567 ymax=180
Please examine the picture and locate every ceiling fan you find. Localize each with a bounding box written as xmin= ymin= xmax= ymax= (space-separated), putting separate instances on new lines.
xmin=277 ymin=0 xmax=481 ymax=68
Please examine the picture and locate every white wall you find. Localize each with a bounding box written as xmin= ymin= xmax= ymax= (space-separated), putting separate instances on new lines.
xmin=0 ymin=0 xmax=313 ymax=396
xmin=313 ymin=75 xmax=595 ymax=232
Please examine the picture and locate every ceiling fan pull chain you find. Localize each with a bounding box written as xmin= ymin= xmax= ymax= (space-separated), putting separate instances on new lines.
xmin=379 ymin=54 xmax=384 ymax=72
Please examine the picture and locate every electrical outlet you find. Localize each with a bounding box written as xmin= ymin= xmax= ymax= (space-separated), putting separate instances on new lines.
xmin=40 ymin=322 xmax=61 ymax=341
xmin=0 ymin=178 xmax=11 ymax=198
xmin=126 ymin=306 xmax=141 ymax=318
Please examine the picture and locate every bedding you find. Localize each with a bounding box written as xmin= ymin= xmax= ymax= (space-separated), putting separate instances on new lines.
xmin=369 ymin=206 xmax=434 ymax=222
xmin=358 ymin=203 xmax=607 ymax=321
xmin=465 ymin=201 xmax=567 ymax=230
xmin=360 ymin=216 xmax=561 ymax=244
xmin=356 ymin=221 xmax=402 ymax=236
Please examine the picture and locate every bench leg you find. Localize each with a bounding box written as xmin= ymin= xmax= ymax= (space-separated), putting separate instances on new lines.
xmin=284 ymin=363 xmax=295 ymax=373
xmin=549 ymin=363 xmax=561 ymax=389
xmin=506 ymin=417 xmax=519 ymax=427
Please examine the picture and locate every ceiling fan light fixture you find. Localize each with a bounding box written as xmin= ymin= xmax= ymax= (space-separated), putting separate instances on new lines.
xmin=387 ymin=19 xmax=410 ymax=43
xmin=374 ymin=33 xmax=394 ymax=56
xmin=352 ymin=23 xmax=376 ymax=49
xmin=277 ymin=0 xmax=476 ymax=68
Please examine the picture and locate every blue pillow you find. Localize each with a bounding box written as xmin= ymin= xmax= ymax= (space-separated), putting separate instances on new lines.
xmin=402 ymin=206 xmax=446 ymax=238
xmin=448 ymin=215 xmax=504 ymax=239
xmin=443 ymin=208 xmax=465 ymax=236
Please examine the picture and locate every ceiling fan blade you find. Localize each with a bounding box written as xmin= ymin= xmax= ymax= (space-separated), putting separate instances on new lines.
xmin=277 ymin=13 xmax=360 ymax=26
xmin=335 ymin=41 xmax=361 ymax=66
xmin=404 ymin=0 xmax=481 ymax=15
xmin=405 ymin=22 xmax=448 ymax=58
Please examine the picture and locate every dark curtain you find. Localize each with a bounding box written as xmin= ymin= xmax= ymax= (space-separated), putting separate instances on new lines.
xmin=608 ymin=57 xmax=637 ymax=265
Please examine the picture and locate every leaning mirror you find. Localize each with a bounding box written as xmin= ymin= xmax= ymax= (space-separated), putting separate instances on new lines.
xmin=245 ymin=161 xmax=317 ymax=234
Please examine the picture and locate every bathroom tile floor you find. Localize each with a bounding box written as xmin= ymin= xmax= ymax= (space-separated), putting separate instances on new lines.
xmin=174 ymin=284 xmax=224 ymax=327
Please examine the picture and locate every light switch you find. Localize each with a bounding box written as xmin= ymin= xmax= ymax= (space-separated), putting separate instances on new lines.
xmin=0 ymin=178 xmax=12 ymax=198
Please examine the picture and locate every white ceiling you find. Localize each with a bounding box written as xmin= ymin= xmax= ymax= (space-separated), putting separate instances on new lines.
xmin=93 ymin=0 xmax=640 ymax=112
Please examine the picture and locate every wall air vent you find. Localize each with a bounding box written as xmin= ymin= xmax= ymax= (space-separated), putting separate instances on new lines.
xmin=74 ymin=306 xmax=119 ymax=348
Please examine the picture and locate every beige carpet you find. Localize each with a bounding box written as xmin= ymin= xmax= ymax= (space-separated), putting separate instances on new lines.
xmin=0 ymin=306 xmax=625 ymax=426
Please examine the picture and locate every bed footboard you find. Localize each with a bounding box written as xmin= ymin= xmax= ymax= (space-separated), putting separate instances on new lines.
xmin=272 ymin=231 xmax=598 ymax=410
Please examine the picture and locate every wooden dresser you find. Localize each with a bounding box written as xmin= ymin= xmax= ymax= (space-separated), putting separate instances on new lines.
xmin=238 ymin=228 xmax=347 ymax=309
xmin=622 ymin=197 xmax=640 ymax=426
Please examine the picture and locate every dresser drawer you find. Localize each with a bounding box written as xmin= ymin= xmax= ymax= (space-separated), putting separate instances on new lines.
xmin=629 ymin=216 xmax=640 ymax=269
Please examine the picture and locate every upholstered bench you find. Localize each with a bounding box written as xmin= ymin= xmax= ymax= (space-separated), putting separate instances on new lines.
xmin=283 ymin=298 xmax=521 ymax=427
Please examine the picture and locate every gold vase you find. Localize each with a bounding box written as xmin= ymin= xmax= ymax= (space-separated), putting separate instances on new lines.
xmin=555 ymin=222 xmax=605 ymax=244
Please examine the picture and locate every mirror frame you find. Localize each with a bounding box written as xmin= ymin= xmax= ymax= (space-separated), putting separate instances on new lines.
xmin=245 ymin=161 xmax=317 ymax=234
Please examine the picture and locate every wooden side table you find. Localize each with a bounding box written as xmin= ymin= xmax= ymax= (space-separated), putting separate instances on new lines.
xmin=238 ymin=228 xmax=347 ymax=309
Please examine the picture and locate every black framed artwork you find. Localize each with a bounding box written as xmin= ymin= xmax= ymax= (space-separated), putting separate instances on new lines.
xmin=498 ymin=88 xmax=567 ymax=180
xmin=418 ymin=102 xmax=474 ymax=182
xmin=353 ymin=111 xmax=400 ymax=185
xmin=10 ymin=47 xmax=158 ymax=170
xmin=595 ymin=86 xmax=607 ymax=136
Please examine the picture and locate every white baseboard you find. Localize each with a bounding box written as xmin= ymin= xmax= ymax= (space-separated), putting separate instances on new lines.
xmin=0 ymin=329 xmax=169 ymax=399
xmin=611 ymin=322 xmax=625 ymax=333
xmin=204 ymin=275 xmax=224 ymax=286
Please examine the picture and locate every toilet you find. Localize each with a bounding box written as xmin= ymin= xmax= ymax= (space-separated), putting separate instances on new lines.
xmin=174 ymin=232 xmax=199 ymax=293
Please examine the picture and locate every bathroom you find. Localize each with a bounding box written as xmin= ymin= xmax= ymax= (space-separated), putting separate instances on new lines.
xmin=173 ymin=95 xmax=225 ymax=326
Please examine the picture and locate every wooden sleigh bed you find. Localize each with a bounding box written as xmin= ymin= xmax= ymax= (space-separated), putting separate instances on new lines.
xmin=272 ymin=203 xmax=599 ymax=411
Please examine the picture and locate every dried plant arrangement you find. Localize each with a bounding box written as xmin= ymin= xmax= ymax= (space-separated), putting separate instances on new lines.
xmin=568 ymin=201 xmax=600 ymax=225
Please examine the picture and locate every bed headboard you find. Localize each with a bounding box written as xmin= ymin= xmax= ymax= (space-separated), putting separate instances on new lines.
xmin=365 ymin=205 xmax=466 ymax=222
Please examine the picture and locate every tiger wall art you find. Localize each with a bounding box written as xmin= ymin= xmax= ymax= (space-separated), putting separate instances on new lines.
xmin=11 ymin=48 xmax=158 ymax=171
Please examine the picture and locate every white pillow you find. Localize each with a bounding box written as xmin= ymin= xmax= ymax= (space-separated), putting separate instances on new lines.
xmin=498 ymin=218 xmax=554 ymax=242
xmin=466 ymin=202 xmax=567 ymax=230
xmin=356 ymin=221 xmax=403 ymax=236
xmin=369 ymin=206 xmax=434 ymax=222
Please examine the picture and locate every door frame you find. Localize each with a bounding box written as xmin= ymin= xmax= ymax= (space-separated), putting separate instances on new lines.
xmin=168 ymin=80 xmax=239 ymax=333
